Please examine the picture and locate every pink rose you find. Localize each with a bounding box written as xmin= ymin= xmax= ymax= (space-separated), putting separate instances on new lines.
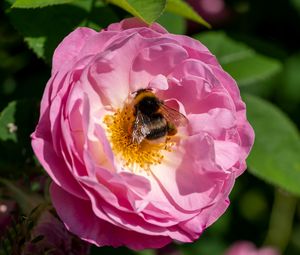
xmin=224 ymin=241 xmax=280 ymax=255
xmin=31 ymin=18 xmax=254 ymax=250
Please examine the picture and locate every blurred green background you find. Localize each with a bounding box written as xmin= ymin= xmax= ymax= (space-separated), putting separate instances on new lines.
xmin=0 ymin=0 xmax=300 ymax=254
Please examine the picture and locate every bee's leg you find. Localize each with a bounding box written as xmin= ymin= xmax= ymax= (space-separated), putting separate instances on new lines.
xmin=167 ymin=123 xmax=177 ymax=136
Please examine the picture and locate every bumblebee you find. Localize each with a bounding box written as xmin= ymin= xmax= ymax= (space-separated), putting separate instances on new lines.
xmin=131 ymin=88 xmax=188 ymax=144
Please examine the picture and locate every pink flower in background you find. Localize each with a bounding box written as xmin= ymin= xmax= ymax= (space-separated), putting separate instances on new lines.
xmin=0 ymin=200 xmax=16 ymax=237
xmin=22 ymin=211 xmax=90 ymax=255
xmin=31 ymin=18 xmax=254 ymax=249
xmin=187 ymin=0 xmax=233 ymax=31
xmin=224 ymin=241 xmax=280 ymax=255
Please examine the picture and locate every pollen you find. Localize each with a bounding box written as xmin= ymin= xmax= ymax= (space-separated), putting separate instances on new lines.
xmin=103 ymin=104 xmax=174 ymax=173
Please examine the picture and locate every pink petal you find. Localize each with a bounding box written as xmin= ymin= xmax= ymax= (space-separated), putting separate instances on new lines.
xmin=52 ymin=27 xmax=97 ymax=75
xmin=106 ymin=17 xmax=167 ymax=34
xmin=130 ymin=43 xmax=188 ymax=90
xmin=151 ymin=134 xmax=231 ymax=213
xmin=214 ymin=141 xmax=241 ymax=171
xmin=188 ymin=108 xmax=236 ymax=137
xmin=31 ymin=132 xmax=87 ymax=200
xmin=50 ymin=182 xmax=172 ymax=250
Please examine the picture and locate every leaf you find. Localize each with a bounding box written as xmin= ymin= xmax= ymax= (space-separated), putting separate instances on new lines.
xmin=107 ymin=0 xmax=166 ymax=24
xmin=224 ymin=55 xmax=281 ymax=87
xmin=12 ymin=0 xmax=74 ymax=8
xmin=244 ymin=94 xmax=300 ymax=196
xmin=282 ymin=52 xmax=300 ymax=103
xmin=166 ymin=0 xmax=210 ymax=28
xmin=0 ymin=99 xmax=38 ymax=144
xmin=0 ymin=99 xmax=39 ymax=179
xmin=6 ymin=0 xmax=118 ymax=62
xmin=291 ymin=0 xmax=300 ymax=13
xmin=7 ymin=2 xmax=87 ymax=61
xmin=135 ymin=250 xmax=155 ymax=255
xmin=195 ymin=31 xmax=282 ymax=87
xmin=24 ymin=37 xmax=47 ymax=59
xmin=0 ymin=101 xmax=18 ymax=142
xmin=157 ymin=11 xmax=185 ymax=34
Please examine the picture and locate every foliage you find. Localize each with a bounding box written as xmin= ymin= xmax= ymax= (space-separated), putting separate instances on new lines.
xmin=244 ymin=94 xmax=300 ymax=196
xmin=106 ymin=0 xmax=166 ymax=24
xmin=165 ymin=0 xmax=210 ymax=28
xmin=195 ymin=32 xmax=282 ymax=88
xmin=12 ymin=0 xmax=74 ymax=8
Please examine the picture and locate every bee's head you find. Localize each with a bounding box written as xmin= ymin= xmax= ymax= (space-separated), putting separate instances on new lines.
xmin=133 ymin=88 xmax=161 ymax=115
xmin=132 ymin=88 xmax=153 ymax=97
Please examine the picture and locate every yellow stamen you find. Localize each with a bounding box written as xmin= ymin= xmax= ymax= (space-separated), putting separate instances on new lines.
xmin=103 ymin=104 xmax=174 ymax=173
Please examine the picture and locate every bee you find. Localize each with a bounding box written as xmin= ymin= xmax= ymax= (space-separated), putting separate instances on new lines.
xmin=131 ymin=88 xmax=188 ymax=144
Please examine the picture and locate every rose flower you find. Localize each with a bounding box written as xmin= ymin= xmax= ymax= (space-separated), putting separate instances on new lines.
xmin=31 ymin=18 xmax=254 ymax=250
xmin=224 ymin=241 xmax=280 ymax=255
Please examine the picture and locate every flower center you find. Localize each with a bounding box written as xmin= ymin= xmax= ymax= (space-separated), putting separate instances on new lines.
xmin=103 ymin=104 xmax=174 ymax=172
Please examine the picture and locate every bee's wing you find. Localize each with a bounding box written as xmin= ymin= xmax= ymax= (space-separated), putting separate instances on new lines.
xmin=132 ymin=110 xmax=151 ymax=144
xmin=160 ymin=104 xmax=188 ymax=127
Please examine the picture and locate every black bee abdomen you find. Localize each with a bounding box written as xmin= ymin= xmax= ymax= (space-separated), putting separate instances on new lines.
xmin=136 ymin=96 xmax=160 ymax=115
xmin=146 ymin=127 xmax=168 ymax=140
xmin=145 ymin=114 xmax=168 ymax=140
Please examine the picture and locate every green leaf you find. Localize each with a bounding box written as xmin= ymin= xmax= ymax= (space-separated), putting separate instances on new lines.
xmin=12 ymin=0 xmax=74 ymax=8
xmin=7 ymin=2 xmax=88 ymax=61
xmin=135 ymin=250 xmax=155 ymax=255
xmin=291 ymin=0 xmax=300 ymax=13
xmin=107 ymin=0 xmax=166 ymax=24
xmin=157 ymin=11 xmax=185 ymax=34
xmin=224 ymin=54 xmax=281 ymax=87
xmin=282 ymin=52 xmax=300 ymax=103
xmin=244 ymin=94 xmax=300 ymax=196
xmin=195 ymin=32 xmax=282 ymax=87
xmin=165 ymin=0 xmax=210 ymax=28
xmin=0 ymin=101 xmax=18 ymax=142
xmin=24 ymin=37 xmax=47 ymax=59
xmin=6 ymin=0 xmax=118 ymax=62
xmin=0 ymin=99 xmax=39 ymax=179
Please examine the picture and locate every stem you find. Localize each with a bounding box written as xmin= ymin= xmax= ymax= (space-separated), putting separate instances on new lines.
xmin=264 ymin=189 xmax=297 ymax=253
xmin=0 ymin=177 xmax=42 ymax=214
